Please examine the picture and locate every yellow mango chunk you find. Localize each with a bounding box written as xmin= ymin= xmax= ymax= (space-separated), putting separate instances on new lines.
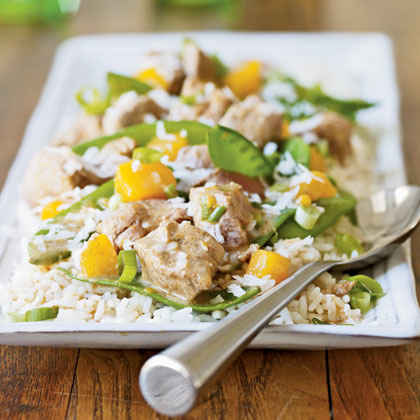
xmin=148 ymin=133 xmax=188 ymax=161
xmin=41 ymin=200 xmax=64 ymax=220
xmin=247 ymin=250 xmax=290 ymax=284
xmin=115 ymin=161 xmax=176 ymax=202
xmin=310 ymin=146 xmax=327 ymax=172
xmin=298 ymin=194 xmax=312 ymax=207
xmin=298 ymin=171 xmax=337 ymax=201
xmin=225 ymin=60 xmax=262 ymax=99
xmin=81 ymin=234 xmax=118 ymax=278
xmin=136 ymin=67 xmax=168 ymax=90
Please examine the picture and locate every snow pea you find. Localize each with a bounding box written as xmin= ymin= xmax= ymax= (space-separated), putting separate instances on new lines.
xmin=72 ymin=120 xmax=212 ymax=156
xmin=283 ymin=136 xmax=310 ymax=168
xmin=277 ymin=190 xmax=356 ymax=238
xmin=58 ymin=268 xmax=260 ymax=313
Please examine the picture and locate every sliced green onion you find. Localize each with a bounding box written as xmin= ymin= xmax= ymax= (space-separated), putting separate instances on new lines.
xmin=58 ymin=268 xmax=260 ymax=313
xmin=75 ymin=88 xmax=109 ymax=115
xmin=117 ymin=250 xmax=138 ymax=283
xmin=164 ymin=184 xmax=178 ymax=199
xmin=335 ymin=233 xmax=364 ymax=257
xmin=269 ymin=183 xmax=289 ymax=193
xmin=180 ymin=95 xmax=197 ymax=105
xmin=11 ymin=306 xmax=59 ymax=322
xmin=294 ymin=205 xmax=323 ymax=230
xmin=208 ymin=206 xmax=226 ymax=223
xmin=348 ymin=274 xmax=384 ymax=314
xmin=201 ymin=199 xmax=212 ymax=220
xmin=349 ymin=291 xmax=371 ymax=314
xmin=132 ymin=147 xmax=164 ymax=163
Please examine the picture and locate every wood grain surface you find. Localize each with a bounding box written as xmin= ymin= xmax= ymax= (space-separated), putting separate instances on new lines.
xmin=0 ymin=1 xmax=419 ymax=419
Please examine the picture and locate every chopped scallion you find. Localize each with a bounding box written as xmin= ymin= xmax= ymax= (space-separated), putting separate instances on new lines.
xmin=132 ymin=147 xmax=164 ymax=163
xmin=117 ymin=250 xmax=138 ymax=284
xmin=208 ymin=206 xmax=227 ymax=223
xmin=201 ymin=199 xmax=212 ymax=220
xmin=10 ymin=306 xmax=59 ymax=322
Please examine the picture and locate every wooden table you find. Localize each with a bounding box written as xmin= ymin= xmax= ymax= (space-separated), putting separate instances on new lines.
xmin=1 ymin=1 xmax=420 ymax=418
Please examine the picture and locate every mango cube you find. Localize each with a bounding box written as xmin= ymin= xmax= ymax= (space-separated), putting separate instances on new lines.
xmin=115 ymin=161 xmax=176 ymax=202
xmin=225 ymin=60 xmax=262 ymax=99
xmin=136 ymin=67 xmax=167 ymax=90
xmin=247 ymin=250 xmax=290 ymax=284
xmin=298 ymin=171 xmax=337 ymax=201
xmin=81 ymin=234 xmax=118 ymax=278
xmin=41 ymin=200 xmax=64 ymax=220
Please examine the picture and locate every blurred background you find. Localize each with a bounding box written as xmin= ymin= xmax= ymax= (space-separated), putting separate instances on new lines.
xmin=0 ymin=0 xmax=419 ymax=235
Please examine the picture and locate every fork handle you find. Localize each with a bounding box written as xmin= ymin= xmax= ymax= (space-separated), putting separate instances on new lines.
xmin=139 ymin=260 xmax=334 ymax=417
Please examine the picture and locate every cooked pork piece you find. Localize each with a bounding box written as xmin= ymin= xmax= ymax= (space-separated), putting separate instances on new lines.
xmin=142 ymin=51 xmax=185 ymax=94
xmin=169 ymin=86 xmax=234 ymax=124
xmin=174 ymin=145 xmax=214 ymax=170
xmin=102 ymin=91 xmax=166 ymax=135
xmin=180 ymin=77 xmax=206 ymax=97
xmin=134 ymin=221 xmax=224 ymax=302
xmin=101 ymin=136 xmax=136 ymax=157
xmin=168 ymin=100 xmax=208 ymax=122
xmin=189 ymin=182 xmax=255 ymax=250
xmin=53 ymin=113 xmax=103 ymax=147
xmin=205 ymin=169 xmax=265 ymax=197
xmin=202 ymin=88 xmax=235 ymax=122
xmin=22 ymin=147 xmax=103 ymax=207
xmin=174 ymin=146 xmax=264 ymax=195
xmin=313 ymin=112 xmax=353 ymax=163
xmin=182 ymin=42 xmax=218 ymax=82
xmin=98 ymin=199 xmax=190 ymax=249
xmin=288 ymin=112 xmax=353 ymax=163
xmin=219 ymin=95 xmax=283 ymax=148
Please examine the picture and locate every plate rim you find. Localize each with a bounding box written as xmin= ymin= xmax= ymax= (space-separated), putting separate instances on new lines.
xmin=1 ymin=31 xmax=419 ymax=346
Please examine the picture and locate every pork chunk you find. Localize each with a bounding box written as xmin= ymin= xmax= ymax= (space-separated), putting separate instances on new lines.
xmin=219 ymin=95 xmax=283 ymax=148
xmin=202 ymin=88 xmax=235 ymax=122
xmin=101 ymin=136 xmax=136 ymax=157
xmin=168 ymin=100 xmax=208 ymax=122
xmin=182 ymin=42 xmax=218 ymax=81
xmin=22 ymin=147 xmax=102 ymax=207
xmin=180 ymin=77 xmax=206 ymax=97
xmin=206 ymin=169 xmax=265 ymax=197
xmin=170 ymin=86 xmax=234 ymax=124
xmin=135 ymin=221 xmax=224 ymax=302
xmin=102 ymin=91 xmax=165 ymax=135
xmin=98 ymin=199 xmax=190 ymax=249
xmin=189 ymin=183 xmax=255 ymax=250
xmin=142 ymin=51 xmax=185 ymax=94
xmin=313 ymin=112 xmax=353 ymax=163
xmin=53 ymin=113 xmax=103 ymax=147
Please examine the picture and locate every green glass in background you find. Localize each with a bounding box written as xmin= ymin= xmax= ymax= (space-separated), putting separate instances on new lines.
xmin=0 ymin=0 xmax=80 ymax=24
xmin=156 ymin=0 xmax=241 ymax=25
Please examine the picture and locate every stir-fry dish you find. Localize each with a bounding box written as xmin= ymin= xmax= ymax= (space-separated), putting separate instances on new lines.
xmin=2 ymin=40 xmax=385 ymax=325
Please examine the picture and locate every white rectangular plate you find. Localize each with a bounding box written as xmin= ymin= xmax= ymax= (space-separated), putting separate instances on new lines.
xmin=1 ymin=32 xmax=419 ymax=349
